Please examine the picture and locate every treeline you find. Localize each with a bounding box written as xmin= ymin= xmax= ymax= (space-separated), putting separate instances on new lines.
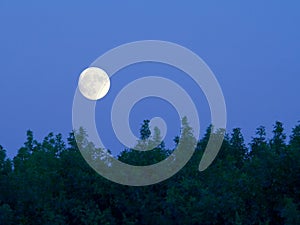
xmin=0 ymin=121 xmax=299 ymax=224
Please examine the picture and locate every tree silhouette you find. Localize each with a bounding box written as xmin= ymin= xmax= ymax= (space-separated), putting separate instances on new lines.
xmin=0 ymin=120 xmax=299 ymax=224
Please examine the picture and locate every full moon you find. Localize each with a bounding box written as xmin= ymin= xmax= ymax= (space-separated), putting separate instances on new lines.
xmin=78 ymin=67 xmax=111 ymax=100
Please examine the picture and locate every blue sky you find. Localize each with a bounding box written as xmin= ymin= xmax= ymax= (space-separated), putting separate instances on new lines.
xmin=0 ymin=1 xmax=300 ymax=158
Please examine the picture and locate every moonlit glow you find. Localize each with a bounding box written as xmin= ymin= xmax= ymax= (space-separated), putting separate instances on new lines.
xmin=78 ymin=67 xmax=110 ymax=100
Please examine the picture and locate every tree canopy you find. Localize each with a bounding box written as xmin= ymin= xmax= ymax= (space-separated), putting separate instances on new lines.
xmin=0 ymin=120 xmax=299 ymax=224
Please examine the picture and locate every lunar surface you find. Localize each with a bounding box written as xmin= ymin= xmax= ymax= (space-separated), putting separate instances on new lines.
xmin=78 ymin=67 xmax=110 ymax=100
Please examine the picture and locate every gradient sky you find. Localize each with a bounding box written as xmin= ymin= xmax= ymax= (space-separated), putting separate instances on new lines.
xmin=1 ymin=1 xmax=300 ymax=158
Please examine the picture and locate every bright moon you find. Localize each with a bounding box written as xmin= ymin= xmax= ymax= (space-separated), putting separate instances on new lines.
xmin=78 ymin=67 xmax=110 ymax=100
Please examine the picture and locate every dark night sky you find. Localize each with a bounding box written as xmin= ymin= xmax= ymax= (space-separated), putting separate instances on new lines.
xmin=0 ymin=1 xmax=299 ymax=158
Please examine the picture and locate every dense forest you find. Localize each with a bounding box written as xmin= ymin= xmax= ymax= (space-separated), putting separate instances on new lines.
xmin=0 ymin=120 xmax=299 ymax=225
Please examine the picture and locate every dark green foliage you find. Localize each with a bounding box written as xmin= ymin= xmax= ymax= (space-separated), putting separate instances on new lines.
xmin=140 ymin=119 xmax=151 ymax=140
xmin=0 ymin=120 xmax=299 ymax=224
